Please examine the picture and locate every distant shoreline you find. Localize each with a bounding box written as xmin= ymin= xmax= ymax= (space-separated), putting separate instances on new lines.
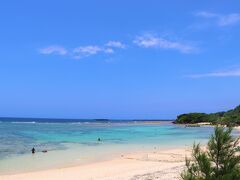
xmin=0 ymin=117 xmax=173 ymax=124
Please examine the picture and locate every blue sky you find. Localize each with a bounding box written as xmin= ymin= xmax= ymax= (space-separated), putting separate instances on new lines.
xmin=0 ymin=0 xmax=240 ymax=119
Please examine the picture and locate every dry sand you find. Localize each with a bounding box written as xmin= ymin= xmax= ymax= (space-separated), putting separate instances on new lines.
xmin=0 ymin=147 xmax=192 ymax=180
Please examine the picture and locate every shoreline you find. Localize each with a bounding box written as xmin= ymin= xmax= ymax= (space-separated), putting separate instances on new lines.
xmin=0 ymin=146 xmax=191 ymax=180
xmin=0 ymin=143 xmax=190 ymax=175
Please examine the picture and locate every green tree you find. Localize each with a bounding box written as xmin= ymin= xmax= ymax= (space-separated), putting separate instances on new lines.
xmin=181 ymin=126 xmax=240 ymax=180
xmin=174 ymin=105 xmax=240 ymax=125
xmin=176 ymin=113 xmax=207 ymax=124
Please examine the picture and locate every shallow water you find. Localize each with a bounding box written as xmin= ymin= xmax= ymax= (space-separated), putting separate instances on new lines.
xmin=0 ymin=119 xmax=236 ymax=174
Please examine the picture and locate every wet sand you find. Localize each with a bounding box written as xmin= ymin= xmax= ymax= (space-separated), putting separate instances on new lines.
xmin=0 ymin=147 xmax=191 ymax=180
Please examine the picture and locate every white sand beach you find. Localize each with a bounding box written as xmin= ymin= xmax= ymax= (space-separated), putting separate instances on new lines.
xmin=0 ymin=147 xmax=191 ymax=180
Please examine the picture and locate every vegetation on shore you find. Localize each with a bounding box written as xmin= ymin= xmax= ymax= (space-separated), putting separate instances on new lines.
xmin=181 ymin=126 xmax=240 ymax=180
xmin=174 ymin=105 xmax=240 ymax=126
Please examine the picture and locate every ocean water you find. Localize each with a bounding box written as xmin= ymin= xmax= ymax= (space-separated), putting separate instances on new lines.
xmin=0 ymin=118 xmax=236 ymax=174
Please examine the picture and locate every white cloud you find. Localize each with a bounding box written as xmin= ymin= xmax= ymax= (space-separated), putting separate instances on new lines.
xmin=105 ymin=41 xmax=126 ymax=49
xmin=104 ymin=48 xmax=114 ymax=54
xmin=196 ymin=11 xmax=240 ymax=26
xmin=39 ymin=40 xmax=125 ymax=59
xmin=188 ymin=68 xmax=240 ymax=78
xmin=133 ymin=34 xmax=196 ymax=54
xmin=39 ymin=46 xmax=68 ymax=55
xmin=72 ymin=45 xmax=114 ymax=59
xmin=73 ymin=46 xmax=102 ymax=55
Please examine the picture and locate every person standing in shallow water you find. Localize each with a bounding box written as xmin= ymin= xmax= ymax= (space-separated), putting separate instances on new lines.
xmin=31 ymin=147 xmax=35 ymax=154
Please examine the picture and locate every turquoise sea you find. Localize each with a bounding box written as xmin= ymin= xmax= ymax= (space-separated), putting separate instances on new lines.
xmin=0 ymin=118 xmax=238 ymax=174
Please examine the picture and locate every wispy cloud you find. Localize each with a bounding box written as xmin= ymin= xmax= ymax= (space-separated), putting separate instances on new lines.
xmin=72 ymin=45 xmax=113 ymax=59
xmin=39 ymin=46 xmax=68 ymax=55
xmin=219 ymin=14 xmax=240 ymax=26
xmin=39 ymin=40 xmax=125 ymax=59
xmin=133 ymin=34 xmax=197 ymax=54
xmin=195 ymin=11 xmax=219 ymax=18
xmin=105 ymin=41 xmax=126 ymax=49
xmin=188 ymin=68 xmax=240 ymax=78
xmin=195 ymin=11 xmax=240 ymax=27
